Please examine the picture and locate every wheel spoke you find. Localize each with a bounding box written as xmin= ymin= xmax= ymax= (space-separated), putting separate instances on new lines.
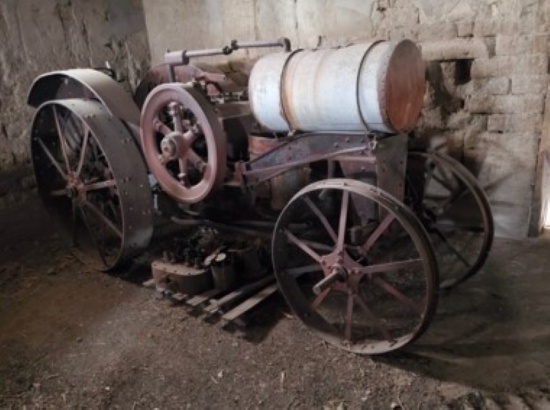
xmin=169 ymin=103 xmax=185 ymax=133
xmin=78 ymin=206 xmax=107 ymax=266
xmin=75 ymin=128 xmax=90 ymax=177
xmin=82 ymin=200 xmax=123 ymax=239
xmin=37 ymin=138 xmax=67 ymax=180
xmin=302 ymin=240 xmax=333 ymax=253
xmin=361 ymin=213 xmax=395 ymax=254
xmin=359 ymin=259 xmax=423 ymax=275
xmin=154 ymin=118 xmax=172 ymax=136
xmin=71 ymin=200 xmax=78 ymax=246
xmin=433 ymin=227 xmax=471 ymax=268
xmin=284 ymin=230 xmax=322 ymax=263
xmin=84 ymin=179 xmax=116 ymax=192
xmin=52 ymin=105 xmax=71 ymax=173
xmin=50 ymin=188 xmax=69 ymax=197
xmin=311 ymin=286 xmax=332 ymax=309
xmin=186 ymin=149 xmax=204 ymax=170
xmin=429 ymin=186 xmax=466 ymax=214
xmin=423 ymin=161 xmax=435 ymax=197
xmin=431 ymin=173 xmax=454 ymax=193
xmin=285 ymin=264 xmax=323 ymax=278
xmin=372 ymin=277 xmax=423 ymax=315
xmin=303 ymin=196 xmax=337 ymax=243
xmin=354 ymin=294 xmax=393 ymax=343
xmin=345 ymin=292 xmax=354 ymax=340
xmin=435 ymin=222 xmax=485 ymax=233
xmin=336 ymin=190 xmax=350 ymax=252
xmin=183 ymin=129 xmax=199 ymax=146
xmin=177 ymin=158 xmax=189 ymax=185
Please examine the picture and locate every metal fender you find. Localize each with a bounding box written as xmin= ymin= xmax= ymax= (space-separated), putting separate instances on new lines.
xmin=27 ymin=68 xmax=140 ymax=126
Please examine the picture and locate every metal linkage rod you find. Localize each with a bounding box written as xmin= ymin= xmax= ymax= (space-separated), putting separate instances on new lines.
xmin=163 ymin=37 xmax=291 ymax=66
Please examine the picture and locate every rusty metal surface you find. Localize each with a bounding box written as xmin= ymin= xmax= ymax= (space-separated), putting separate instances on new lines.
xmin=27 ymin=69 xmax=141 ymax=126
xmin=378 ymin=40 xmax=425 ymax=132
xmin=245 ymin=132 xmax=374 ymax=183
xmin=216 ymin=102 xmax=253 ymax=161
xmin=248 ymin=135 xmax=287 ymax=158
xmin=31 ymin=99 xmax=153 ymax=271
xmin=140 ymin=83 xmax=227 ymax=204
xmin=374 ymin=133 xmax=408 ymax=202
xmin=133 ymin=63 xmax=244 ymax=109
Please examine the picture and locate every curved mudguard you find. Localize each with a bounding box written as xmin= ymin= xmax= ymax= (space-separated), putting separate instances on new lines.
xmin=27 ymin=68 xmax=141 ymax=127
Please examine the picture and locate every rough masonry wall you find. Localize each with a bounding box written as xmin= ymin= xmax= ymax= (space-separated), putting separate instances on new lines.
xmin=0 ymin=0 xmax=150 ymax=207
xmin=143 ymin=0 xmax=549 ymax=238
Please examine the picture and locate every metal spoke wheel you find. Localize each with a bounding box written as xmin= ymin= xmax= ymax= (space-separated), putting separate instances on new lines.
xmin=406 ymin=151 xmax=494 ymax=290
xmin=31 ymin=99 xmax=153 ymax=271
xmin=140 ymin=83 xmax=227 ymax=204
xmin=272 ymin=179 xmax=438 ymax=354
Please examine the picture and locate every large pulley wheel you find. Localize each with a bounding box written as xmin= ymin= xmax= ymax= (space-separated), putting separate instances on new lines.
xmin=406 ymin=151 xmax=494 ymax=289
xmin=31 ymin=99 xmax=154 ymax=271
xmin=272 ymin=179 xmax=438 ymax=354
xmin=140 ymin=83 xmax=227 ymax=204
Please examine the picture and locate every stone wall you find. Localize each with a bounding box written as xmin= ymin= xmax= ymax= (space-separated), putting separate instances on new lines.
xmin=143 ymin=0 xmax=550 ymax=237
xmin=0 ymin=0 xmax=150 ymax=207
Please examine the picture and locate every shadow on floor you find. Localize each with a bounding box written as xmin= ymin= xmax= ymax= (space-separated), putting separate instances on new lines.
xmin=377 ymin=236 xmax=550 ymax=391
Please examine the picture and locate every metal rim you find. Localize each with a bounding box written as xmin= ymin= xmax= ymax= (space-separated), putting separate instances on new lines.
xmin=406 ymin=151 xmax=494 ymax=289
xmin=272 ymin=178 xmax=439 ymax=354
xmin=31 ymin=99 xmax=154 ymax=271
xmin=140 ymin=83 xmax=227 ymax=204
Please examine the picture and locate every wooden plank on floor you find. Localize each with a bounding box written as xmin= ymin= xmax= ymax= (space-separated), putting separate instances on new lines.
xmin=170 ymin=293 xmax=188 ymax=303
xmin=204 ymin=276 xmax=274 ymax=315
xmin=186 ymin=288 xmax=225 ymax=308
xmin=221 ymin=283 xmax=279 ymax=323
xmin=142 ymin=278 xmax=156 ymax=289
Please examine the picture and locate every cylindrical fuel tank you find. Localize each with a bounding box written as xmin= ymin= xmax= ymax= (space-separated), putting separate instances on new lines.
xmin=248 ymin=40 xmax=425 ymax=134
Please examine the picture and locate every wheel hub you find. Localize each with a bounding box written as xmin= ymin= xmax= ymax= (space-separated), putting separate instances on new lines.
xmin=318 ymin=250 xmax=363 ymax=293
xmin=65 ymin=175 xmax=87 ymax=203
xmin=160 ymin=131 xmax=185 ymax=161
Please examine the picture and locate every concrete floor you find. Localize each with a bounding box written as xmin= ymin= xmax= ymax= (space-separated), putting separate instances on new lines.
xmin=0 ymin=197 xmax=549 ymax=408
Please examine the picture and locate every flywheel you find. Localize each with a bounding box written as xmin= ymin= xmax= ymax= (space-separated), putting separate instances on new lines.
xmin=31 ymin=99 xmax=154 ymax=271
xmin=140 ymin=83 xmax=227 ymax=204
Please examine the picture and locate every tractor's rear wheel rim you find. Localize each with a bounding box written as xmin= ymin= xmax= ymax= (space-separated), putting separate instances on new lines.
xmin=31 ymin=99 xmax=153 ymax=271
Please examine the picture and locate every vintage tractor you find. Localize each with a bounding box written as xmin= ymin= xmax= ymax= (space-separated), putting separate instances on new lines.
xmin=27 ymin=38 xmax=493 ymax=354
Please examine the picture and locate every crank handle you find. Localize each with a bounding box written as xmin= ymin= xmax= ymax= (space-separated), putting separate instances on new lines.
xmin=313 ymin=270 xmax=342 ymax=295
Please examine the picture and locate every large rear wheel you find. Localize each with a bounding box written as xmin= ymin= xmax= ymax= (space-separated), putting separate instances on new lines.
xmin=31 ymin=99 xmax=153 ymax=271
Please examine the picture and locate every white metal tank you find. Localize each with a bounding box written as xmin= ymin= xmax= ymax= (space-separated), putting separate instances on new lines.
xmin=248 ymin=40 xmax=425 ymax=134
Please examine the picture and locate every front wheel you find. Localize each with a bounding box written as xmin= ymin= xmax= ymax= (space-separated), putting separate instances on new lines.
xmin=272 ymin=179 xmax=439 ymax=355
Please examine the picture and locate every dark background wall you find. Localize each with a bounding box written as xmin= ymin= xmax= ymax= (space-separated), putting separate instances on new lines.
xmin=0 ymin=0 xmax=150 ymax=207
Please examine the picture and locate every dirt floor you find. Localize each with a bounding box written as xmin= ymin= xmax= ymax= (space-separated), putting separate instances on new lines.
xmin=1 ymin=197 xmax=549 ymax=409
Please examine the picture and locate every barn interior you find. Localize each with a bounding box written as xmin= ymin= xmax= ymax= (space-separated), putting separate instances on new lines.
xmin=1 ymin=0 xmax=550 ymax=408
